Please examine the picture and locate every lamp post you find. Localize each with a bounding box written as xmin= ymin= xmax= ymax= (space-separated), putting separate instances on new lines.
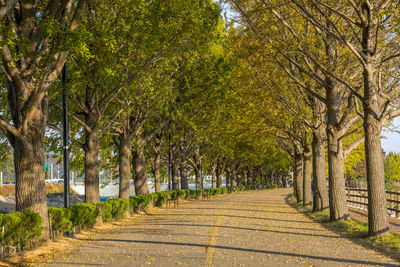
xmin=62 ymin=63 xmax=70 ymax=208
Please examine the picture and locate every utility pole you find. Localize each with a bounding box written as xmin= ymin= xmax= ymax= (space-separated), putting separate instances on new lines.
xmin=62 ymin=63 xmax=70 ymax=208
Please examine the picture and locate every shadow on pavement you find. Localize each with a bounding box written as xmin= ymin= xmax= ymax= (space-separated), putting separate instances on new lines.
xmin=147 ymin=222 xmax=340 ymax=238
xmin=77 ymin=238 xmax=398 ymax=267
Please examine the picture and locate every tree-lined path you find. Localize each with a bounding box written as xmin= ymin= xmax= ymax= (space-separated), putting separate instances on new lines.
xmin=36 ymin=190 xmax=398 ymax=267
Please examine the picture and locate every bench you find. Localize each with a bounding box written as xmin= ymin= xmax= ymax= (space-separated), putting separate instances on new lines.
xmin=201 ymin=190 xmax=210 ymax=200
xmin=166 ymin=195 xmax=179 ymax=208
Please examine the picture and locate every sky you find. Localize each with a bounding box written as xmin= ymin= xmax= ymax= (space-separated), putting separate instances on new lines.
xmin=382 ymin=118 xmax=400 ymax=154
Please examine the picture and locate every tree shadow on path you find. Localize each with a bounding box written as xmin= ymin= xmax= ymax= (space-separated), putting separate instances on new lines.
xmin=146 ymin=222 xmax=339 ymax=238
xmin=76 ymin=238 xmax=398 ymax=267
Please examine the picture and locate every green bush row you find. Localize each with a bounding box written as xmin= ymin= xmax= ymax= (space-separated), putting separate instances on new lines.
xmin=0 ymin=211 xmax=42 ymax=251
xmin=3 ymin=184 xmax=265 ymax=252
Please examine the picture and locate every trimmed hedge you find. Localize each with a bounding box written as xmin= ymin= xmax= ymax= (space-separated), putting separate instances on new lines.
xmin=0 ymin=211 xmax=43 ymax=251
xmin=4 ymin=184 xmax=265 ymax=254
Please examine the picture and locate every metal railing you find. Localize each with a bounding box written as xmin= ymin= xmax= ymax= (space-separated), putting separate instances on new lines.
xmin=346 ymin=187 xmax=400 ymax=219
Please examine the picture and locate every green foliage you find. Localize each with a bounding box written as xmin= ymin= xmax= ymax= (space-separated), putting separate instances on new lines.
xmin=152 ymin=192 xmax=168 ymax=207
xmin=100 ymin=202 xmax=113 ymax=223
xmin=109 ymin=199 xmax=130 ymax=220
xmin=384 ymin=152 xmax=400 ymax=182
xmin=189 ymin=190 xmax=202 ymax=199
xmin=48 ymin=207 xmax=73 ymax=236
xmin=0 ymin=211 xmax=43 ymax=250
xmin=130 ymin=195 xmax=153 ymax=212
xmin=69 ymin=203 xmax=99 ymax=231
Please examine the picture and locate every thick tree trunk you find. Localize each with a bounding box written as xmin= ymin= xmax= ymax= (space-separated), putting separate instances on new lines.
xmin=194 ymin=167 xmax=202 ymax=190
xmin=248 ymin=169 xmax=253 ymax=185
xmin=303 ymin=150 xmax=312 ymax=206
xmin=133 ymin=138 xmax=149 ymax=195
xmin=231 ymin=169 xmax=237 ymax=187
xmin=152 ymin=134 xmax=161 ymax=193
xmin=327 ymin=132 xmax=348 ymax=220
xmin=364 ymin=114 xmax=388 ymax=235
xmin=243 ymin=170 xmax=248 ymax=185
xmin=14 ymin=137 xmax=49 ymax=238
xmin=225 ymin=167 xmax=231 ymax=187
xmin=324 ymin=21 xmax=349 ymax=220
xmin=84 ymin=124 xmax=100 ymax=203
xmin=312 ymin=129 xmax=328 ymax=211
xmin=171 ymin=160 xmax=180 ymax=190
xmin=361 ymin=9 xmax=389 ymax=236
xmin=119 ymin=135 xmax=131 ymax=199
xmin=216 ymin=161 xmax=222 ymax=188
xmin=180 ymin=160 xmax=189 ymax=189
xmin=294 ymin=152 xmax=303 ymax=203
xmin=237 ymin=172 xmax=241 ymax=186
xmin=211 ymin=164 xmax=217 ymax=188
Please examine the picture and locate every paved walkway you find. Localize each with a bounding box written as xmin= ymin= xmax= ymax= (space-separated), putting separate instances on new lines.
xmin=36 ymin=189 xmax=399 ymax=266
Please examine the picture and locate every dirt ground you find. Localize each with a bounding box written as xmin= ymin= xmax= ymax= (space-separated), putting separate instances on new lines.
xmin=12 ymin=188 xmax=397 ymax=267
xmin=0 ymin=184 xmax=78 ymax=196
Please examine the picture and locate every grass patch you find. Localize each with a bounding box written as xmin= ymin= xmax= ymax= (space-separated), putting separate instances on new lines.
xmin=288 ymin=194 xmax=400 ymax=260
xmin=369 ymin=232 xmax=400 ymax=254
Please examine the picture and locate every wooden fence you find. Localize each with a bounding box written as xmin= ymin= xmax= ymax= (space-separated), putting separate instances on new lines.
xmin=346 ymin=187 xmax=400 ymax=219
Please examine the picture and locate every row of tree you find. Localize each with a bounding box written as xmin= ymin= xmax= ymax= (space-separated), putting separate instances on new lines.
xmin=0 ymin=0 xmax=291 ymax=238
xmin=227 ymin=0 xmax=400 ymax=236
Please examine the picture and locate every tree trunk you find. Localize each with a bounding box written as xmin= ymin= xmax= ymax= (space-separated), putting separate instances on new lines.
xmin=364 ymin=114 xmax=388 ymax=235
xmin=303 ymin=150 xmax=312 ymax=206
xmin=294 ymin=152 xmax=303 ymax=203
xmin=216 ymin=161 xmax=222 ymax=188
xmin=84 ymin=122 xmax=100 ymax=203
xmin=231 ymin=169 xmax=237 ymax=187
xmin=119 ymin=134 xmax=131 ymax=199
xmin=180 ymin=160 xmax=189 ymax=189
xmin=312 ymin=129 xmax=328 ymax=211
xmin=152 ymin=134 xmax=161 ymax=193
xmin=171 ymin=160 xmax=180 ymax=190
xmin=327 ymin=132 xmax=348 ymax=220
xmin=211 ymin=163 xmax=217 ymax=188
xmin=225 ymin=167 xmax=231 ymax=187
xmin=360 ymin=7 xmax=389 ymax=235
xmin=194 ymin=167 xmax=202 ymax=190
xmin=133 ymin=137 xmax=149 ymax=195
xmin=243 ymin=170 xmax=248 ymax=185
xmin=247 ymin=169 xmax=253 ymax=185
xmin=14 ymin=137 xmax=49 ymax=238
xmin=324 ymin=20 xmax=349 ymax=220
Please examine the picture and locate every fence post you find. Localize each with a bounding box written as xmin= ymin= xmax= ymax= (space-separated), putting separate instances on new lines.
xmin=351 ymin=188 xmax=354 ymax=207
xmin=390 ymin=193 xmax=393 ymax=217
xmin=1 ymin=226 xmax=4 ymax=256
xmin=397 ymin=193 xmax=400 ymax=219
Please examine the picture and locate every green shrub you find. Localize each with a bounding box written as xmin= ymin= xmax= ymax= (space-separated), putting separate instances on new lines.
xmin=189 ymin=189 xmax=202 ymax=199
xmin=181 ymin=189 xmax=190 ymax=199
xmin=169 ymin=190 xmax=180 ymax=200
xmin=130 ymin=194 xmax=152 ymax=212
xmin=0 ymin=211 xmax=42 ymax=250
xmin=48 ymin=207 xmax=73 ymax=236
xmin=152 ymin=192 xmax=168 ymax=207
xmin=109 ymin=198 xmax=130 ymax=219
xmin=100 ymin=201 xmax=113 ymax=223
xmin=69 ymin=203 xmax=99 ymax=231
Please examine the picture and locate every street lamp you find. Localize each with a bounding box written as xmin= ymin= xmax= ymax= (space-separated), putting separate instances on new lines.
xmin=62 ymin=63 xmax=70 ymax=208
